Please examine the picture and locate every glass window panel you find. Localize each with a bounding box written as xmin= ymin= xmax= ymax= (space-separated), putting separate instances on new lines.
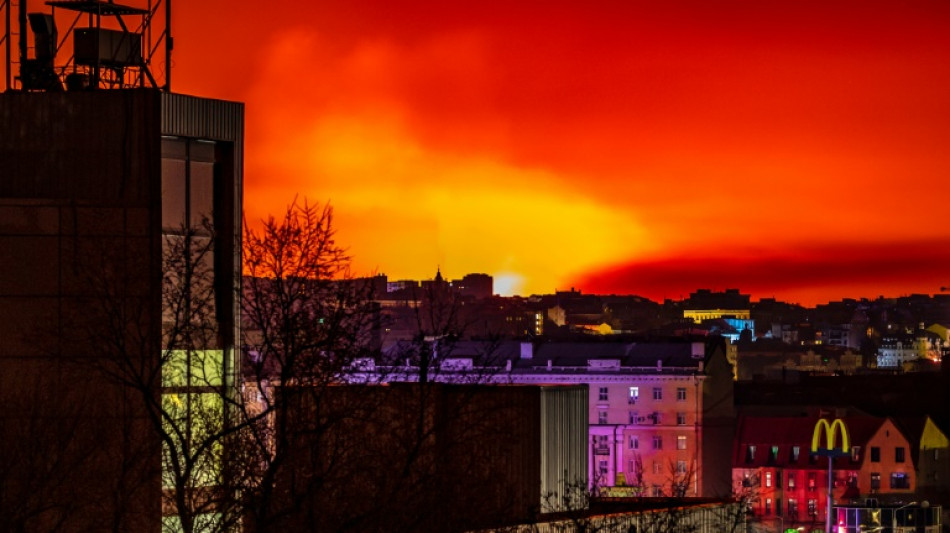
xmin=189 ymin=161 xmax=214 ymax=229
xmin=162 ymin=349 xmax=224 ymax=388
xmin=161 ymin=159 xmax=186 ymax=230
xmin=161 ymin=392 xmax=223 ymax=490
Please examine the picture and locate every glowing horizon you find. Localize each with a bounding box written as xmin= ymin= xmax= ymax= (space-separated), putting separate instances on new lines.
xmin=168 ymin=0 xmax=950 ymax=306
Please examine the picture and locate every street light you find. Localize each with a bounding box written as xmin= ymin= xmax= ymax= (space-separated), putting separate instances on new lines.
xmin=892 ymin=501 xmax=928 ymax=533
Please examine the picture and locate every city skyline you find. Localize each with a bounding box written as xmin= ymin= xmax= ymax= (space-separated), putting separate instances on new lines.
xmin=170 ymin=0 xmax=950 ymax=305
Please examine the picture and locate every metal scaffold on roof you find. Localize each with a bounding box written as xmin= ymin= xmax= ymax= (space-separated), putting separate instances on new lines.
xmin=1 ymin=0 xmax=172 ymax=92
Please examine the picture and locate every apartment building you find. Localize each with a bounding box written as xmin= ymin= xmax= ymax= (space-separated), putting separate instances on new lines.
xmin=734 ymin=415 xmax=916 ymax=530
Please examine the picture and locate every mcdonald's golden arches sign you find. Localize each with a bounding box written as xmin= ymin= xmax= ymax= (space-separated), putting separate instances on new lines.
xmin=811 ymin=418 xmax=850 ymax=457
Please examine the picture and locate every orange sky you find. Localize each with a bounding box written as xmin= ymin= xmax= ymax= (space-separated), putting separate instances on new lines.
xmin=167 ymin=0 xmax=950 ymax=305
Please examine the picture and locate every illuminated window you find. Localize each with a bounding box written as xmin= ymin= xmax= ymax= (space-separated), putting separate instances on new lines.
xmin=851 ymin=445 xmax=861 ymax=462
xmin=890 ymin=472 xmax=909 ymax=489
xmin=677 ymin=412 xmax=687 ymax=425
xmin=676 ymin=387 xmax=687 ymax=401
xmin=769 ymin=446 xmax=779 ymax=463
xmin=788 ymin=498 xmax=798 ymax=516
xmin=807 ymin=499 xmax=817 ymax=516
xmin=676 ymin=460 xmax=687 ymax=474
xmin=791 ymin=446 xmax=800 ymax=462
xmin=653 ymin=387 xmax=662 ymax=400
xmin=766 ymin=471 xmax=772 ymax=487
xmin=807 ymin=472 xmax=816 ymax=491
xmin=765 ymin=498 xmax=772 ymax=515
xmin=599 ymin=387 xmax=609 ymax=401
xmin=677 ymin=435 xmax=687 ymax=450
xmin=788 ymin=474 xmax=796 ymax=489
xmin=628 ymin=387 xmax=639 ymax=404
xmin=746 ymin=445 xmax=756 ymax=463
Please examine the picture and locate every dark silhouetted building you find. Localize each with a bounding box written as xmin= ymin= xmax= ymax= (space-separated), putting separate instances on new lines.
xmin=0 ymin=89 xmax=243 ymax=530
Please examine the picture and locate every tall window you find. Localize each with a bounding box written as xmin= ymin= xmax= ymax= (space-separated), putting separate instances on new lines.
xmin=628 ymin=387 xmax=639 ymax=404
xmin=788 ymin=473 xmax=796 ymax=489
xmin=766 ymin=471 xmax=772 ymax=487
xmin=598 ymin=411 xmax=608 ymax=424
xmin=871 ymin=447 xmax=881 ymax=462
xmin=653 ymin=387 xmax=663 ymax=400
xmin=160 ymin=137 xmax=226 ymax=497
xmin=653 ymin=435 xmax=663 ymax=450
xmin=599 ymin=387 xmax=609 ymax=401
xmin=807 ymin=499 xmax=817 ymax=516
xmin=870 ymin=473 xmax=881 ymax=490
xmin=890 ymin=472 xmax=909 ymax=489
xmin=629 ymin=436 xmax=639 ymax=450
xmin=629 ymin=411 xmax=638 ymax=424
xmin=765 ymin=498 xmax=772 ymax=515
xmin=791 ymin=446 xmax=800 ymax=462
xmin=598 ymin=460 xmax=608 ymax=475
xmin=677 ymin=412 xmax=687 ymax=425
xmin=676 ymin=460 xmax=687 ymax=474
xmin=677 ymin=435 xmax=687 ymax=450
xmin=746 ymin=445 xmax=756 ymax=463
xmin=895 ymin=447 xmax=906 ymax=463
xmin=676 ymin=387 xmax=687 ymax=401
xmin=788 ymin=499 xmax=798 ymax=517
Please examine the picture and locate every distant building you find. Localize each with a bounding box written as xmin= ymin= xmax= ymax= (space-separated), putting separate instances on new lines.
xmin=734 ymin=415 xmax=916 ymax=531
xmin=452 ymin=272 xmax=493 ymax=299
xmin=351 ymin=339 xmax=736 ymax=498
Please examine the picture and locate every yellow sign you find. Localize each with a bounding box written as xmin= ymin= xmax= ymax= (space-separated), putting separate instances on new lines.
xmin=811 ymin=418 xmax=850 ymax=454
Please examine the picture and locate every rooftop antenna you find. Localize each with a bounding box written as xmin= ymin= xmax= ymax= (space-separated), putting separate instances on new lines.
xmin=2 ymin=0 xmax=173 ymax=92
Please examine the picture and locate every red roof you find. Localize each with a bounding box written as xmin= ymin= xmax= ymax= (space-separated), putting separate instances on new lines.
xmin=733 ymin=415 xmax=890 ymax=470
